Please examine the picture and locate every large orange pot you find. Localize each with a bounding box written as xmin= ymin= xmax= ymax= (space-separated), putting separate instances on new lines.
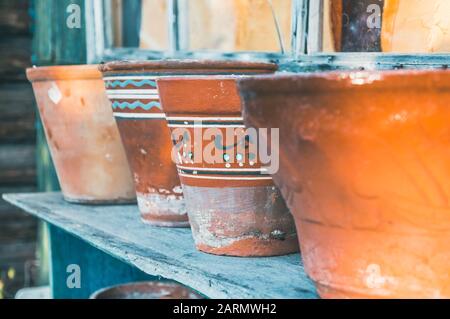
xmin=27 ymin=65 xmax=135 ymax=204
xmin=157 ymin=72 xmax=299 ymax=257
xmin=238 ymin=70 xmax=450 ymax=298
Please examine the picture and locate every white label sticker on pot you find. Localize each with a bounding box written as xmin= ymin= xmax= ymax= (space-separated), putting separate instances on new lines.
xmin=48 ymin=82 xmax=62 ymax=105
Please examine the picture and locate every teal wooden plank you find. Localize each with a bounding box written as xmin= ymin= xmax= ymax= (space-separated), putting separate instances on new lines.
xmin=121 ymin=0 xmax=142 ymax=48
xmin=49 ymin=225 xmax=155 ymax=299
xmin=31 ymin=0 xmax=87 ymax=66
xmin=3 ymin=193 xmax=318 ymax=299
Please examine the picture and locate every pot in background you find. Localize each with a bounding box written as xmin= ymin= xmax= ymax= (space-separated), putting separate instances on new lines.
xmin=99 ymin=60 xmax=281 ymax=228
xmin=90 ymin=281 xmax=203 ymax=299
xmin=157 ymin=73 xmax=299 ymax=257
xmin=238 ymin=70 xmax=450 ymax=298
xmin=27 ymin=65 xmax=135 ymax=204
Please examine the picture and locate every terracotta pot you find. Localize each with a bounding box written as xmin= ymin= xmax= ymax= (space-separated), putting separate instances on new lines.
xmin=90 ymin=281 xmax=203 ymax=299
xmin=99 ymin=60 xmax=283 ymax=229
xmin=26 ymin=65 xmax=135 ymax=204
xmin=238 ymin=70 xmax=450 ymax=298
xmin=157 ymin=72 xmax=299 ymax=257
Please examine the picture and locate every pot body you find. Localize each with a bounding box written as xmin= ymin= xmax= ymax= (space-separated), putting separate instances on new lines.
xmin=27 ymin=65 xmax=135 ymax=204
xmin=157 ymin=76 xmax=299 ymax=257
xmin=238 ymin=70 xmax=450 ymax=298
xmin=90 ymin=281 xmax=203 ymax=299
xmin=102 ymin=72 xmax=187 ymax=227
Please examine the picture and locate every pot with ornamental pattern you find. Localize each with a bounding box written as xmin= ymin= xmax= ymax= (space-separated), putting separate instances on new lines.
xmin=157 ymin=71 xmax=299 ymax=257
xmin=99 ymin=60 xmax=289 ymax=231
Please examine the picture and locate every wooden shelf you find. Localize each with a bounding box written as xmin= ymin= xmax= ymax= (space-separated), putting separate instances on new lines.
xmin=2 ymin=192 xmax=318 ymax=299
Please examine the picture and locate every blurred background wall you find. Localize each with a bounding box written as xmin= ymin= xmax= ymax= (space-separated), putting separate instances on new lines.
xmin=0 ymin=0 xmax=39 ymax=299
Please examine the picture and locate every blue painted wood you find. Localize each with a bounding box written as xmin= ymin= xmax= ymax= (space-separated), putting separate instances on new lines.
xmin=49 ymin=225 xmax=155 ymax=299
xmin=3 ymin=192 xmax=318 ymax=299
xmin=121 ymin=0 xmax=142 ymax=48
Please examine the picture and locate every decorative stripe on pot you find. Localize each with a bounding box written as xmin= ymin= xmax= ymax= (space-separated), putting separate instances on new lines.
xmin=167 ymin=117 xmax=246 ymax=128
xmin=104 ymin=77 xmax=158 ymax=89
xmin=110 ymin=101 xmax=162 ymax=111
xmin=113 ymin=113 xmax=166 ymax=119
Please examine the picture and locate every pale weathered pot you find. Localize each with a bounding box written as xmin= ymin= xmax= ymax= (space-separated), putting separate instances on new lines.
xmin=238 ymin=70 xmax=450 ymax=298
xmin=90 ymin=281 xmax=203 ymax=299
xmin=157 ymin=72 xmax=299 ymax=257
xmin=27 ymin=65 xmax=135 ymax=204
xmin=99 ymin=60 xmax=284 ymax=229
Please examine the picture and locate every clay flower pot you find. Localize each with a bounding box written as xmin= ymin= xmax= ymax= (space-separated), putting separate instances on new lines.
xmin=238 ymin=70 xmax=450 ymax=298
xmin=157 ymin=72 xmax=299 ymax=257
xmin=99 ymin=60 xmax=284 ymax=229
xmin=27 ymin=65 xmax=135 ymax=204
xmin=90 ymin=281 xmax=203 ymax=299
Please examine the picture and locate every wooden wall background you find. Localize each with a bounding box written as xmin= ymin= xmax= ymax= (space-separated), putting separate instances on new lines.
xmin=0 ymin=0 xmax=38 ymax=299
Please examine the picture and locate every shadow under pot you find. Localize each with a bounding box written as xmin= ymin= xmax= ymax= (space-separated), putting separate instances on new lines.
xmin=90 ymin=281 xmax=203 ymax=299
xmin=238 ymin=70 xmax=450 ymax=298
xmin=99 ymin=60 xmax=280 ymax=228
xmin=157 ymin=75 xmax=299 ymax=257
xmin=26 ymin=65 xmax=135 ymax=204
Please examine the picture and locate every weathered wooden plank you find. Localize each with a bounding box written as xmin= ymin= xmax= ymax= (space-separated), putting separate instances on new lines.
xmin=0 ymin=0 xmax=31 ymax=36
xmin=0 ymin=83 xmax=36 ymax=142
xmin=0 ymin=187 xmax=38 ymax=244
xmin=0 ymin=145 xmax=36 ymax=185
xmin=0 ymin=36 xmax=31 ymax=81
xmin=0 ymin=120 xmax=35 ymax=143
xmin=0 ymin=242 xmax=36 ymax=261
xmin=0 ymin=222 xmax=37 ymax=243
xmin=0 ymin=83 xmax=35 ymax=117
xmin=2 ymin=192 xmax=318 ymax=299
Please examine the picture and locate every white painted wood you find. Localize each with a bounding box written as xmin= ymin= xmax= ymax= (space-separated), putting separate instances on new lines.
xmin=85 ymin=0 xmax=107 ymax=63
xmin=291 ymin=0 xmax=308 ymax=58
xmin=307 ymin=0 xmax=324 ymax=54
xmin=3 ymin=192 xmax=318 ymax=299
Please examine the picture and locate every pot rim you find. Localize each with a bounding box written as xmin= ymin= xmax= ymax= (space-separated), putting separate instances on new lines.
xmin=99 ymin=59 xmax=278 ymax=74
xmin=26 ymin=64 xmax=102 ymax=82
xmin=156 ymin=74 xmax=252 ymax=83
xmin=89 ymin=281 xmax=202 ymax=299
xmin=237 ymin=69 xmax=450 ymax=94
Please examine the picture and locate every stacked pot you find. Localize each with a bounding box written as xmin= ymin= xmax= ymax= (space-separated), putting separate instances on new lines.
xmin=27 ymin=60 xmax=450 ymax=298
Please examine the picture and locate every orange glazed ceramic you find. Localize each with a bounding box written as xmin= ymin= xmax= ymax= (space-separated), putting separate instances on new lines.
xmin=157 ymin=73 xmax=299 ymax=257
xmin=238 ymin=70 xmax=450 ymax=298
xmin=27 ymin=65 xmax=135 ymax=204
